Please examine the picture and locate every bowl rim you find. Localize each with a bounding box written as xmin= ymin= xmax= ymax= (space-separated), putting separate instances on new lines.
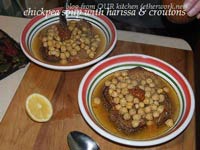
xmin=20 ymin=7 xmax=117 ymax=70
xmin=78 ymin=54 xmax=195 ymax=146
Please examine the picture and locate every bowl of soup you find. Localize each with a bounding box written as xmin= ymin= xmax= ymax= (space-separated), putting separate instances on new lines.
xmin=78 ymin=54 xmax=195 ymax=146
xmin=20 ymin=7 xmax=117 ymax=70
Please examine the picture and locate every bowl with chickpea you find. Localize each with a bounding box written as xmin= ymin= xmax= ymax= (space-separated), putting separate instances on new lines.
xmin=20 ymin=7 xmax=117 ymax=70
xmin=78 ymin=54 xmax=195 ymax=146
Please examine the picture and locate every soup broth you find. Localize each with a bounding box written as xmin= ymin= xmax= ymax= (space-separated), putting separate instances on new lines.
xmin=32 ymin=20 xmax=106 ymax=66
xmin=91 ymin=68 xmax=180 ymax=140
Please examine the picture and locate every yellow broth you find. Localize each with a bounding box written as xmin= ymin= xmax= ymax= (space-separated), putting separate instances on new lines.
xmin=91 ymin=71 xmax=180 ymax=140
xmin=32 ymin=22 xmax=106 ymax=66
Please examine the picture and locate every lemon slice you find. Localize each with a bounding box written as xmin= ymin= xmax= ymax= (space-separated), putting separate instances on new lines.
xmin=25 ymin=93 xmax=53 ymax=122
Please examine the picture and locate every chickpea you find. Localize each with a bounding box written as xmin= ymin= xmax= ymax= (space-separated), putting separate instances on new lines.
xmin=55 ymin=43 xmax=61 ymax=49
xmin=153 ymin=111 xmax=160 ymax=118
xmin=82 ymin=27 xmax=87 ymax=32
xmin=75 ymin=45 xmax=81 ymax=51
xmin=141 ymin=80 xmax=146 ymax=85
xmin=135 ymin=104 xmax=139 ymax=109
xmin=145 ymin=91 xmax=151 ymax=98
xmin=86 ymin=49 xmax=91 ymax=54
xmin=139 ymin=85 xmax=144 ymax=90
xmin=126 ymin=102 xmax=133 ymax=109
xmin=111 ymin=91 xmax=118 ymax=98
xmin=49 ymin=46 xmax=55 ymax=51
xmin=48 ymin=51 xmax=52 ymax=56
xmin=123 ymin=113 xmax=131 ymax=120
xmin=129 ymin=108 xmax=137 ymax=116
xmin=93 ymin=97 xmax=101 ymax=105
xmin=109 ymin=84 xmax=116 ymax=90
xmin=60 ymin=59 xmax=67 ymax=64
xmin=133 ymin=114 xmax=141 ymax=120
xmin=144 ymin=106 xmax=151 ymax=113
xmin=121 ymin=82 xmax=128 ymax=88
xmin=121 ymin=88 xmax=129 ymax=95
xmin=105 ymin=80 xmax=111 ymax=86
xmin=85 ymin=38 xmax=90 ymax=45
xmin=89 ymin=52 xmax=95 ymax=58
xmin=138 ymin=108 xmax=145 ymax=116
xmin=125 ymin=94 xmax=134 ymax=102
xmin=42 ymin=37 xmax=47 ymax=42
xmin=112 ymin=78 xmax=118 ymax=85
xmin=65 ymin=51 xmax=70 ymax=58
xmin=132 ymin=80 xmax=138 ymax=86
xmin=151 ymin=104 xmax=158 ymax=111
xmin=117 ymin=76 xmax=123 ymax=82
xmin=151 ymin=88 xmax=156 ymax=94
xmin=120 ymin=98 xmax=127 ymax=107
xmin=95 ymin=34 xmax=100 ymax=38
xmin=119 ymin=107 xmax=128 ymax=115
xmin=84 ymin=45 xmax=90 ymax=50
xmin=133 ymin=98 xmax=139 ymax=104
xmin=55 ymin=51 xmax=60 ymax=57
xmin=114 ymin=71 xmax=120 ymax=77
xmin=149 ymin=99 xmax=154 ymax=104
xmin=143 ymin=98 xmax=150 ymax=105
xmin=149 ymin=83 xmax=155 ymax=88
xmin=158 ymin=105 xmax=164 ymax=113
xmin=146 ymin=121 xmax=154 ymax=126
xmin=71 ymin=50 xmax=77 ymax=56
xmin=126 ymin=79 xmax=131 ymax=84
xmin=146 ymin=78 xmax=153 ymax=84
xmin=43 ymin=42 xmax=48 ymax=47
xmin=118 ymin=94 xmax=124 ymax=99
xmin=165 ymin=119 xmax=174 ymax=127
xmin=91 ymin=42 xmax=98 ymax=48
xmin=154 ymin=101 xmax=159 ymax=106
xmin=159 ymin=94 xmax=165 ymax=102
xmin=60 ymin=53 xmax=66 ymax=59
xmin=163 ymin=87 xmax=169 ymax=93
xmin=139 ymin=102 xmax=145 ymax=108
xmin=108 ymin=89 xmax=113 ymax=95
xmin=152 ymin=93 xmax=159 ymax=101
xmin=145 ymin=87 xmax=151 ymax=92
xmin=132 ymin=120 xmax=140 ymax=128
xmin=127 ymin=84 xmax=134 ymax=89
xmin=115 ymin=104 xmax=121 ymax=110
xmin=72 ymin=43 xmax=77 ymax=48
xmin=67 ymin=46 xmax=73 ymax=51
xmin=55 ymin=36 xmax=61 ymax=41
xmin=121 ymin=71 xmax=128 ymax=77
xmin=61 ymin=45 xmax=67 ymax=52
xmin=146 ymin=113 xmax=153 ymax=121
xmin=50 ymin=50 xmax=56 ymax=55
xmin=113 ymin=97 xmax=120 ymax=104
xmin=157 ymin=88 xmax=163 ymax=94
xmin=47 ymin=40 xmax=53 ymax=47
xmin=47 ymin=35 xmax=53 ymax=41
xmin=116 ymin=89 xmax=121 ymax=94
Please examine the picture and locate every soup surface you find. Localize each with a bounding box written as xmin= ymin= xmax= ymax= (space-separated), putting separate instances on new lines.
xmin=32 ymin=20 xmax=106 ymax=66
xmin=91 ymin=67 xmax=180 ymax=140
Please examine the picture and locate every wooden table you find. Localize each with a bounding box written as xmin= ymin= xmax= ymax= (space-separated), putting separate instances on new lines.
xmin=0 ymin=40 xmax=195 ymax=150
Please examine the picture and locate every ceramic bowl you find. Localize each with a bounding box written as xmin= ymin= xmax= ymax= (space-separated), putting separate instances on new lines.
xmin=20 ymin=7 xmax=117 ymax=70
xmin=78 ymin=54 xmax=195 ymax=146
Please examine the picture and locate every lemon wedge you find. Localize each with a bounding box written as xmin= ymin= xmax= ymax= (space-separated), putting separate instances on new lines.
xmin=25 ymin=93 xmax=53 ymax=122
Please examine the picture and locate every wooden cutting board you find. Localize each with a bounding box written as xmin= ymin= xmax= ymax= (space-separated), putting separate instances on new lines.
xmin=0 ymin=40 xmax=195 ymax=150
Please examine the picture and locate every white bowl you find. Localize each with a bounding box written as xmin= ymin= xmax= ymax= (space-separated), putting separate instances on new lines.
xmin=20 ymin=7 xmax=117 ymax=70
xmin=78 ymin=54 xmax=195 ymax=146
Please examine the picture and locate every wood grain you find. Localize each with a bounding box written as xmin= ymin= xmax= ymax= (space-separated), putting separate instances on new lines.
xmin=0 ymin=41 xmax=195 ymax=150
